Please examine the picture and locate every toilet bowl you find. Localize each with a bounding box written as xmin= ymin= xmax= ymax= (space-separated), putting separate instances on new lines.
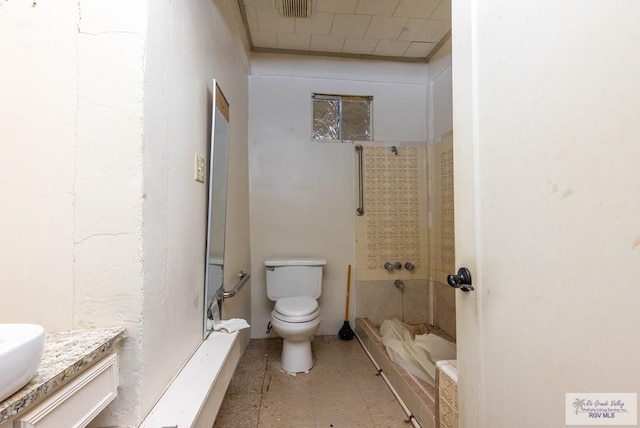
xmin=265 ymin=258 xmax=327 ymax=374
xmin=271 ymin=297 xmax=321 ymax=373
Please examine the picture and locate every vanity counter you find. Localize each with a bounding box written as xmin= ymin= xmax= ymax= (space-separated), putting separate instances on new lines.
xmin=0 ymin=327 xmax=125 ymax=424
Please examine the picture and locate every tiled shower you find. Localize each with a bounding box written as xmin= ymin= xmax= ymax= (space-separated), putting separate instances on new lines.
xmin=353 ymin=136 xmax=457 ymax=428
xmin=354 ymin=135 xmax=456 ymax=340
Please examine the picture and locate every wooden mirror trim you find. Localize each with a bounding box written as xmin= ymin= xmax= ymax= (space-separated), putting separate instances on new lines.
xmin=215 ymin=84 xmax=229 ymax=122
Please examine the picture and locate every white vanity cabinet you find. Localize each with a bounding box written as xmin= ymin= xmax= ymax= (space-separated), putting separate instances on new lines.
xmin=13 ymin=353 xmax=118 ymax=428
xmin=0 ymin=328 xmax=124 ymax=428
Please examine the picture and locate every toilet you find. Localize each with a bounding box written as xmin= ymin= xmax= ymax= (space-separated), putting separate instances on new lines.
xmin=265 ymin=258 xmax=327 ymax=373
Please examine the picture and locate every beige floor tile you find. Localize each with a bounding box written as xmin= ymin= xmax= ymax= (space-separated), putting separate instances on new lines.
xmin=259 ymin=392 xmax=314 ymax=427
xmin=258 ymin=423 xmax=316 ymax=428
xmin=213 ymin=392 xmax=261 ymax=428
xmin=263 ymin=370 xmax=312 ymax=396
xmin=216 ymin=336 xmax=413 ymax=428
xmin=367 ymin=401 xmax=408 ymax=421
xmin=314 ymin=414 xmax=375 ymax=428
xmin=227 ymin=368 xmax=265 ymax=395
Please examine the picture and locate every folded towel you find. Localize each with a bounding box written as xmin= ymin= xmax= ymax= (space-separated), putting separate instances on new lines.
xmin=213 ymin=318 xmax=251 ymax=333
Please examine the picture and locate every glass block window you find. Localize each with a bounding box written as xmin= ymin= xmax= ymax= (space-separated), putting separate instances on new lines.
xmin=312 ymin=94 xmax=372 ymax=142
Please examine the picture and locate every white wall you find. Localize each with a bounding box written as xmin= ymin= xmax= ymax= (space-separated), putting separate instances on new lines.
xmin=426 ymin=40 xmax=455 ymax=337
xmin=248 ymin=55 xmax=428 ymax=338
xmin=0 ymin=0 xmax=251 ymax=425
xmin=453 ymin=1 xmax=640 ymax=426
xmin=138 ymin=0 xmax=251 ymax=422
xmin=1 ymin=1 xmax=146 ymax=423
xmin=427 ymin=38 xmax=453 ymax=141
xmin=0 ymin=0 xmax=78 ymax=330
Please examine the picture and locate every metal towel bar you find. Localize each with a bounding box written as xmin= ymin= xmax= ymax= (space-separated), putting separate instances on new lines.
xmin=355 ymin=144 xmax=364 ymax=216
xmin=222 ymin=271 xmax=250 ymax=300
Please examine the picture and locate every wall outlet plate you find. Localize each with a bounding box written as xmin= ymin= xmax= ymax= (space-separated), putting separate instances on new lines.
xmin=195 ymin=154 xmax=205 ymax=183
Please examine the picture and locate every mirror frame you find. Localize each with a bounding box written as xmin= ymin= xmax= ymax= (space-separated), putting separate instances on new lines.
xmin=203 ymin=80 xmax=230 ymax=338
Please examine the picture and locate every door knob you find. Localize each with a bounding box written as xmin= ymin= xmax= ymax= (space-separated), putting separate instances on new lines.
xmin=447 ymin=267 xmax=474 ymax=292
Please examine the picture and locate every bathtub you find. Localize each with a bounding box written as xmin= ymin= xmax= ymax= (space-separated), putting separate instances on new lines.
xmin=356 ymin=317 xmax=445 ymax=428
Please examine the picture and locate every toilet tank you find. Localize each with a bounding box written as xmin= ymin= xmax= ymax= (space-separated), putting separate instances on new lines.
xmin=265 ymin=258 xmax=327 ymax=301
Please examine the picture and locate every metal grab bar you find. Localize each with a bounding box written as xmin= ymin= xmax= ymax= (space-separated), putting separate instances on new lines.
xmin=222 ymin=271 xmax=250 ymax=300
xmin=355 ymin=144 xmax=364 ymax=216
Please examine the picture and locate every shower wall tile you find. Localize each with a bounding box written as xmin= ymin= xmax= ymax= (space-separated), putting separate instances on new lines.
xmin=355 ymin=280 xmax=402 ymax=326
xmin=433 ymin=280 xmax=456 ymax=340
xmin=355 ymin=144 xmax=430 ymax=282
xmin=429 ymin=134 xmax=455 ymax=284
xmin=402 ymin=279 xmax=430 ymax=325
xmin=437 ymin=360 xmax=458 ymax=428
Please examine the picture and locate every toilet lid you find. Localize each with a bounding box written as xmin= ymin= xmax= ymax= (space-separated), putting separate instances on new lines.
xmin=273 ymin=297 xmax=320 ymax=322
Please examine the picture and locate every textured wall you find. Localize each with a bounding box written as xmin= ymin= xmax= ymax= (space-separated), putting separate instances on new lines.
xmin=0 ymin=0 xmax=251 ymax=425
xmin=0 ymin=1 xmax=146 ymax=423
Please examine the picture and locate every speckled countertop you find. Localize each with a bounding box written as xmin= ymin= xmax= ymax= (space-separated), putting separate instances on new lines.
xmin=0 ymin=327 xmax=125 ymax=424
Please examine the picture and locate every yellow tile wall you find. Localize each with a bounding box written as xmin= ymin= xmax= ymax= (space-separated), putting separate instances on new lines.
xmin=355 ymin=144 xmax=429 ymax=281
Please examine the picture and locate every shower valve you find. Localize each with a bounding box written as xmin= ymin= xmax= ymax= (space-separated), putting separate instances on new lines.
xmin=384 ymin=262 xmax=402 ymax=271
xmin=404 ymin=262 xmax=416 ymax=271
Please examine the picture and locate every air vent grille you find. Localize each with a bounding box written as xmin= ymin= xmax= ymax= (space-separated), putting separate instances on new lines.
xmin=277 ymin=0 xmax=312 ymax=18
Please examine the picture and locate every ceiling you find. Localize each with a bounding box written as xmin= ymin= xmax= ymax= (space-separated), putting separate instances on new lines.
xmin=239 ymin=0 xmax=451 ymax=62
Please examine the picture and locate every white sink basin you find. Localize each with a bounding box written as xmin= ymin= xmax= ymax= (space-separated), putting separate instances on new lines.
xmin=0 ymin=324 xmax=45 ymax=403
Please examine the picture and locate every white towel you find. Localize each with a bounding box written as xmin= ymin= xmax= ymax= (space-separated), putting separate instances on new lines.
xmin=212 ymin=318 xmax=250 ymax=333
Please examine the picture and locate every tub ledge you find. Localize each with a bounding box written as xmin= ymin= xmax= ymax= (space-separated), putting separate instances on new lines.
xmin=138 ymin=331 xmax=242 ymax=428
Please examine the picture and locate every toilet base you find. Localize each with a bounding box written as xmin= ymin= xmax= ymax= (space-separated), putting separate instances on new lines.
xmin=281 ymin=339 xmax=313 ymax=373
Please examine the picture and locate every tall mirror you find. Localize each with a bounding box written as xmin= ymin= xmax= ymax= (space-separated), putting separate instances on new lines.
xmin=204 ymin=80 xmax=230 ymax=338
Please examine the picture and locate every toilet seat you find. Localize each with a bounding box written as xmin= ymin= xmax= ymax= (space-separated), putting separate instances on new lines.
xmin=273 ymin=297 xmax=320 ymax=323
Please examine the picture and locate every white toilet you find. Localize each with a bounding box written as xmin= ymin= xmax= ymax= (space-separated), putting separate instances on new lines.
xmin=265 ymin=258 xmax=327 ymax=373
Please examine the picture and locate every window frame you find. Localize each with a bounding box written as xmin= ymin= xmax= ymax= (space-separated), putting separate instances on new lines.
xmin=311 ymin=93 xmax=373 ymax=142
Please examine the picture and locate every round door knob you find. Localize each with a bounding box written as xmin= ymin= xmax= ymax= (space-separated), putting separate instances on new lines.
xmin=447 ymin=267 xmax=474 ymax=292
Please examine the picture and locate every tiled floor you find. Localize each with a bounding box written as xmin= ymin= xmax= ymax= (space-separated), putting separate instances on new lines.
xmin=214 ymin=336 xmax=411 ymax=428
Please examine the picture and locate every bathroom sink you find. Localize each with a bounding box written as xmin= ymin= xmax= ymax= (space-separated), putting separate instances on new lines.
xmin=0 ymin=324 xmax=45 ymax=403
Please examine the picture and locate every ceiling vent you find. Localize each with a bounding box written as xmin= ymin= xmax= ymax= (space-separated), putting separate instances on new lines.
xmin=277 ymin=0 xmax=312 ymax=18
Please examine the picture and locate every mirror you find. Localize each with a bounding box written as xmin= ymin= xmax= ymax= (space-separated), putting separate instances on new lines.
xmin=204 ymin=80 xmax=230 ymax=338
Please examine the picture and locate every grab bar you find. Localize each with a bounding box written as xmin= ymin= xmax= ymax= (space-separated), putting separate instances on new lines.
xmin=355 ymin=144 xmax=364 ymax=216
xmin=222 ymin=271 xmax=250 ymax=300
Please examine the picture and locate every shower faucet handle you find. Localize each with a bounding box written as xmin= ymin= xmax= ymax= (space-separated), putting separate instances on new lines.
xmin=383 ymin=262 xmax=402 ymax=271
xmin=404 ymin=262 xmax=416 ymax=271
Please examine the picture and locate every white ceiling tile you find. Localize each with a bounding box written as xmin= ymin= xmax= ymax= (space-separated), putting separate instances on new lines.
xmin=277 ymin=32 xmax=312 ymax=50
xmin=432 ymin=20 xmax=451 ymax=42
xmin=244 ymin=7 xmax=259 ymax=31
xmin=372 ymin=39 xmax=410 ymax=57
xmin=397 ymin=18 xmax=445 ymax=42
xmin=355 ymin=0 xmax=401 ymax=16
xmin=251 ymin=31 xmax=278 ymax=49
xmin=342 ymin=37 xmax=378 ymax=55
xmin=256 ymin=7 xmax=295 ymax=32
xmin=364 ymin=16 xmax=409 ymax=40
xmin=330 ymin=14 xmax=373 ymax=38
xmin=310 ymin=35 xmax=346 ymax=52
xmin=316 ymin=0 xmax=358 ymax=14
xmin=403 ymin=41 xmax=435 ymax=57
xmin=431 ymin=0 xmax=451 ymax=20
xmin=243 ymin=0 xmax=450 ymax=61
xmin=295 ymin=11 xmax=334 ymax=35
xmin=393 ymin=0 xmax=440 ymax=19
xmin=243 ymin=0 xmax=276 ymax=9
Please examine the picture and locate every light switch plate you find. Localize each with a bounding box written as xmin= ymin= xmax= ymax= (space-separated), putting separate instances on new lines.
xmin=195 ymin=154 xmax=205 ymax=183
